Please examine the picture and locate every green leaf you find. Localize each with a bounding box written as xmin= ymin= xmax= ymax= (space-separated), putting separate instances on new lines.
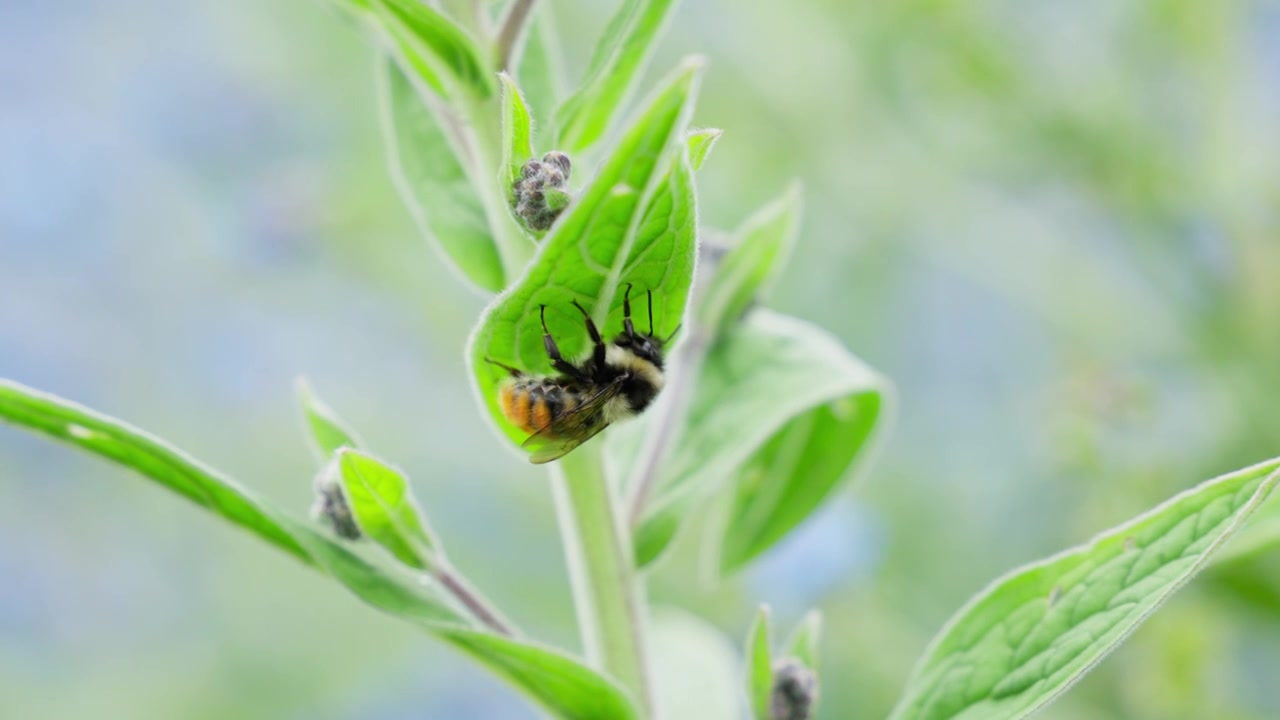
xmin=0 ymin=378 xmax=313 ymax=564
xmin=440 ymin=629 xmax=641 ymax=720
xmin=336 ymin=448 xmax=441 ymax=569
xmin=469 ymin=58 xmax=703 ymax=454
xmin=0 ymin=378 xmax=639 ymax=720
xmin=373 ymin=0 xmax=496 ymax=99
xmin=500 ymin=73 xmax=537 ymax=193
xmin=698 ymin=182 xmax=802 ymax=336
xmin=687 ymin=128 xmax=723 ymax=172
xmin=377 ymin=55 xmax=505 ymax=292
xmin=651 ymin=608 xmax=743 ymax=720
xmin=623 ymin=310 xmax=889 ymax=569
xmin=782 ymin=610 xmax=822 ymax=672
xmin=296 ymin=377 xmax=364 ymax=460
xmin=1214 ymin=492 xmax=1280 ymax=565
xmin=545 ymin=187 xmax=572 ymax=211
xmin=555 ymin=0 xmax=679 ymax=152
xmin=745 ymin=605 xmax=773 ymax=720
xmin=889 ymin=458 xmax=1280 ymax=720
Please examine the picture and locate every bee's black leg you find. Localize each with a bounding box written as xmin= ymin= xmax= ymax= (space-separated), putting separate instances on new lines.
xmin=541 ymin=305 xmax=586 ymax=380
xmin=571 ymin=300 xmax=607 ymax=368
xmin=622 ymin=283 xmax=636 ymax=336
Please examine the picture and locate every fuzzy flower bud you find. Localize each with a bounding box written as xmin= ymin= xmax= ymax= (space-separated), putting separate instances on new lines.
xmin=770 ymin=658 xmax=819 ymax=720
xmin=512 ymin=151 xmax=574 ymax=231
xmin=311 ymin=459 xmax=361 ymax=540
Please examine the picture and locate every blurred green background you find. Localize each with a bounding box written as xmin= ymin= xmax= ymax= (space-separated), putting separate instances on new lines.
xmin=4 ymin=0 xmax=1280 ymax=718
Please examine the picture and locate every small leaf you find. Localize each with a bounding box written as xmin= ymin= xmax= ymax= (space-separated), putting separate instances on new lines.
xmin=377 ymin=55 xmax=505 ymax=292
xmin=623 ymin=311 xmax=889 ymax=569
xmin=0 ymin=378 xmax=638 ymax=720
xmin=336 ymin=448 xmax=440 ymax=569
xmin=698 ymin=182 xmax=802 ymax=336
xmin=296 ymin=377 xmax=364 ymax=460
xmin=782 ymin=610 xmax=822 ymax=672
xmin=500 ymin=73 xmax=537 ymax=192
xmin=544 ymin=187 xmax=572 ymax=211
xmin=469 ymin=58 xmax=703 ymax=454
xmin=373 ymin=0 xmax=496 ymax=99
xmin=555 ymin=0 xmax=679 ymax=152
xmin=651 ymin=607 xmax=744 ymax=720
xmin=889 ymin=458 xmax=1280 ymax=720
xmin=687 ymin=128 xmax=723 ymax=172
xmin=745 ymin=605 xmax=773 ymax=720
xmin=513 ymin=2 xmax=566 ymax=148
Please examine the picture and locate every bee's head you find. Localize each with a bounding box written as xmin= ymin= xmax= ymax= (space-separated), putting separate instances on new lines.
xmin=614 ymin=284 xmax=675 ymax=369
xmin=611 ymin=331 xmax=665 ymax=369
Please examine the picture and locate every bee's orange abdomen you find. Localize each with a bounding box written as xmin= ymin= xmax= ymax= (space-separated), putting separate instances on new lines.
xmin=499 ymin=381 xmax=535 ymax=433
xmin=530 ymin=395 xmax=552 ymax=432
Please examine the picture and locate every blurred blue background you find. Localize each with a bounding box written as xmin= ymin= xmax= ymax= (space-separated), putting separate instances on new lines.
xmin=4 ymin=0 xmax=1280 ymax=718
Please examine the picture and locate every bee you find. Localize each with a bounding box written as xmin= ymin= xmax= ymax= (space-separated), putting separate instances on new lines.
xmin=489 ymin=284 xmax=672 ymax=464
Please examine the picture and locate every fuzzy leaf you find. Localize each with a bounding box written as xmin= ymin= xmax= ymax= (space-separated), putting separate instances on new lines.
xmin=374 ymin=0 xmax=496 ymax=99
xmin=555 ymin=0 xmax=679 ymax=152
xmin=782 ymin=610 xmax=822 ymax=672
xmin=500 ymin=73 xmax=537 ymax=192
xmin=623 ymin=311 xmax=888 ymax=568
xmin=687 ymin=128 xmax=723 ymax=172
xmin=745 ymin=605 xmax=773 ymax=719
xmin=698 ymin=182 xmax=802 ymax=336
xmin=514 ymin=3 xmax=566 ymax=148
xmin=436 ymin=629 xmax=641 ymax=720
xmin=378 ymin=55 xmax=505 ymax=292
xmin=469 ymin=59 xmax=703 ymax=454
xmin=889 ymin=458 xmax=1280 ymax=720
xmin=337 ymin=448 xmax=440 ymax=569
xmin=0 ymin=378 xmax=638 ymax=720
xmin=1215 ymin=493 xmax=1280 ymax=565
xmin=296 ymin=377 xmax=364 ymax=460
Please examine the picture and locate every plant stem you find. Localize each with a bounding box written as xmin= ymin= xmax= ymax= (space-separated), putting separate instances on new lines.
xmin=430 ymin=562 xmax=517 ymax=637
xmin=551 ymin=443 xmax=652 ymax=715
xmin=496 ymin=0 xmax=540 ymax=71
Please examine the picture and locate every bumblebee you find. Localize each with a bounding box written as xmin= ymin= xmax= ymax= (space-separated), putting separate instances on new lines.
xmin=492 ymin=284 xmax=670 ymax=464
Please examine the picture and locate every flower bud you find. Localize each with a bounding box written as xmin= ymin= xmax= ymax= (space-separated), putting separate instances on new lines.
xmin=541 ymin=151 xmax=571 ymax=179
xmin=770 ymin=658 xmax=818 ymax=720
xmin=512 ymin=151 xmax=574 ymax=232
xmin=311 ymin=459 xmax=361 ymax=540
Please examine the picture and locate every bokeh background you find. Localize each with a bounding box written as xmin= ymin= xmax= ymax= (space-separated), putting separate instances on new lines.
xmin=4 ymin=0 xmax=1280 ymax=718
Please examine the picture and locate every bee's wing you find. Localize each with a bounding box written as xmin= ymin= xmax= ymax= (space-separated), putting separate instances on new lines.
xmin=521 ymin=377 xmax=626 ymax=464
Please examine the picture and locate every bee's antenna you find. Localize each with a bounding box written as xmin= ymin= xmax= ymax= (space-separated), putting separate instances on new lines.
xmin=661 ymin=324 xmax=682 ymax=346
xmin=484 ymin=357 xmax=524 ymax=377
xmin=646 ymin=290 xmax=654 ymax=336
xmin=622 ymin=283 xmax=636 ymax=336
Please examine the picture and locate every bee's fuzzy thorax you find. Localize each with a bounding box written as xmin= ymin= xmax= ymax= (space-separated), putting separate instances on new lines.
xmin=605 ymin=345 xmax=665 ymax=392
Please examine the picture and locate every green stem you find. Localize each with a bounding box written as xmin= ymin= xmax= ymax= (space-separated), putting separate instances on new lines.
xmin=550 ymin=443 xmax=653 ymax=716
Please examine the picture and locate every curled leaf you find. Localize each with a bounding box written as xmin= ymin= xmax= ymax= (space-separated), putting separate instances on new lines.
xmin=469 ymin=58 xmax=704 ymax=455
xmin=336 ymin=448 xmax=441 ymax=569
